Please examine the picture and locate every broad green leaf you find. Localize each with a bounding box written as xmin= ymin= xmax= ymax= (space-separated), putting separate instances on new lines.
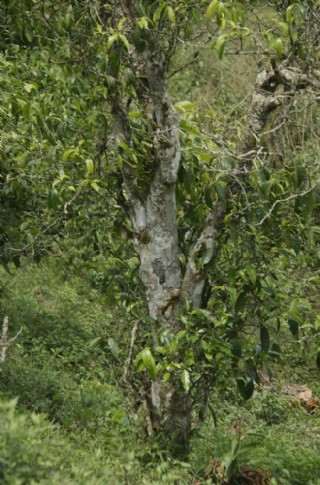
xmin=237 ymin=377 xmax=254 ymax=400
xmin=22 ymin=102 xmax=31 ymax=122
xmin=206 ymin=0 xmax=218 ymax=19
xmin=183 ymin=169 xmax=193 ymax=192
xmin=62 ymin=148 xmax=77 ymax=161
xmin=288 ymin=318 xmax=299 ymax=337
xmin=217 ymin=2 xmax=227 ymax=26
xmin=137 ymin=17 xmax=149 ymax=30
xmin=274 ymin=38 xmax=283 ymax=59
xmin=181 ymin=369 xmax=191 ymax=392
xmin=205 ymin=188 xmax=213 ymax=208
xmin=23 ymin=83 xmax=35 ymax=93
xmin=235 ymin=291 xmax=247 ymax=312
xmin=163 ymin=372 xmax=171 ymax=382
xmin=214 ymin=182 xmax=225 ymax=200
xmin=107 ymin=33 xmax=119 ymax=50
xmin=48 ymin=188 xmax=59 ymax=209
xmin=166 ymin=6 xmax=175 ymax=23
xmin=260 ymin=325 xmax=270 ymax=352
xmin=119 ymin=34 xmax=129 ymax=50
xmin=153 ymin=4 xmax=166 ymax=23
xmin=216 ymin=35 xmax=227 ymax=60
xmin=246 ymin=266 xmax=256 ymax=286
xmin=141 ymin=348 xmax=157 ymax=380
xmin=174 ymin=100 xmax=196 ymax=112
xmin=108 ymin=338 xmax=120 ymax=358
xmin=86 ymin=159 xmax=94 ymax=175
xmin=90 ymin=182 xmax=101 ymax=193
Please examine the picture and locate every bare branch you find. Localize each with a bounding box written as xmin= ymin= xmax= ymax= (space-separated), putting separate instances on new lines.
xmin=256 ymin=186 xmax=318 ymax=227
xmin=0 ymin=316 xmax=22 ymax=363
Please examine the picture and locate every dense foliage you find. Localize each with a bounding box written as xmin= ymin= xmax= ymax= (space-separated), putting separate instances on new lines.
xmin=1 ymin=0 xmax=320 ymax=482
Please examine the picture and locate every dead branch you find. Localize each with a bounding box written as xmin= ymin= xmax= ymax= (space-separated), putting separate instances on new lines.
xmin=0 ymin=316 xmax=22 ymax=363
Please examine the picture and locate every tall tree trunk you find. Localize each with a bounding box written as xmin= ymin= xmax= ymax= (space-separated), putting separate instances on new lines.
xmin=108 ymin=6 xmax=193 ymax=453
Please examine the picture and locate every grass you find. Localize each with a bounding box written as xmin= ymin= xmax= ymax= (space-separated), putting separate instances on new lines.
xmin=0 ymin=260 xmax=320 ymax=483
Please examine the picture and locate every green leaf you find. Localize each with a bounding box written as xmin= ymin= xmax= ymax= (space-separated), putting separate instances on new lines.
xmin=48 ymin=188 xmax=59 ymax=209
xmin=107 ymin=33 xmax=119 ymax=50
xmin=119 ymin=34 xmax=129 ymax=50
xmin=181 ymin=369 xmax=191 ymax=392
xmin=137 ymin=17 xmax=149 ymax=30
xmin=174 ymin=100 xmax=196 ymax=112
xmin=22 ymin=102 xmax=31 ymax=122
xmin=214 ymin=182 xmax=225 ymax=200
xmin=288 ymin=318 xmax=299 ymax=337
xmin=132 ymin=27 xmax=146 ymax=53
xmin=246 ymin=266 xmax=256 ymax=286
xmin=62 ymin=148 xmax=77 ymax=161
xmin=88 ymin=337 xmax=102 ymax=348
xmin=216 ymin=35 xmax=227 ymax=60
xmin=141 ymin=348 xmax=157 ymax=380
xmin=260 ymin=325 xmax=270 ymax=352
xmin=108 ymin=338 xmax=120 ymax=358
xmin=237 ymin=377 xmax=254 ymax=400
xmin=90 ymin=182 xmax=101 ymax=193
xmin=183 ymin=169 xmax=193 ymax=192
xmin=274 ymin=38 xmax=283 ymax=59
xmin=153 ymin=4 xmax=166 ymax=23
xmin=206 ymin=0 xmax=218 ymax=19
xmin=316 ymin=351 xmax=320 ymax=369
xmin=163 ymin=372 xmax=171 ymax=382
xmin=235 ymin=291 xmax=247 ymax=313
xmin=23 ymin=83 xmax=35 ymax=93
xmin=166 ymin=6 xmax=175 ymax=23
xmin=205 ymin=188 xmax=213 ymax=209
xmin=231 ymin=339 xmax=242 ymax=358
xmin=86 ymin=159 xmax=94 ymax=175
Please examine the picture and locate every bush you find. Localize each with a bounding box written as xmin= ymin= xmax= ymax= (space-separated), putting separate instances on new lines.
xmin=0 ymin=399 xmax=61 ymax=484
xmin=0 ymin=350 xmax=66 ymax=418
xmin=254 ymin=391 xmax=289 ymax=425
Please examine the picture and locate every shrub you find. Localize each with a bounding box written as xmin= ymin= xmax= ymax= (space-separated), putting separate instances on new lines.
xmin=0 ymin=399 xmax=61 ymax=484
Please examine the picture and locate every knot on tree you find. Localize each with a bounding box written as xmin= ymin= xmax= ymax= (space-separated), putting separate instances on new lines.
xmin=152 ymin=258 xmax=166 ymax=285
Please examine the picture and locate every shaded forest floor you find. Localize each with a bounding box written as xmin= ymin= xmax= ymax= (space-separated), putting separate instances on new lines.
xmin=1 ymin=260 xmax=320 ymax=484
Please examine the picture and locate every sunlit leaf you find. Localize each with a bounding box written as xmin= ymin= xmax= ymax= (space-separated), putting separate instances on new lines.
xmin=181 ymin=369 xmax=190 ymax=392
xmin=141 ymin=348 xmax=157 ymax=380
xmin=206 ymin=0 xmax=218 ymax=19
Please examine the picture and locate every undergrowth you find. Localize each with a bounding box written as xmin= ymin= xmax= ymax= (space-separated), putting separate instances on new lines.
xmin=0 ymin=261 xmax=320 ymax=484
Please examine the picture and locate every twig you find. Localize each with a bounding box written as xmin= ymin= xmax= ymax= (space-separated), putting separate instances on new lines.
xmin=256 ymin=185 xmax=317 ymax=226
xmin=169 ymin=53 xmax=199 ymax=78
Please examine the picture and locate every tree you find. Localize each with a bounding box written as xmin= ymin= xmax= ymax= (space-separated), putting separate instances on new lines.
xmin=102 ymin=0 xmax=320 ymax=455
xmin=1 ymin=0 xmax=319 ymax=458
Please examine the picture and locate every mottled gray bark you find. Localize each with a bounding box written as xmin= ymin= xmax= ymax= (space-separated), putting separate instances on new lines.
xmin=108 ymin=5 xmax=192 ymax=450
